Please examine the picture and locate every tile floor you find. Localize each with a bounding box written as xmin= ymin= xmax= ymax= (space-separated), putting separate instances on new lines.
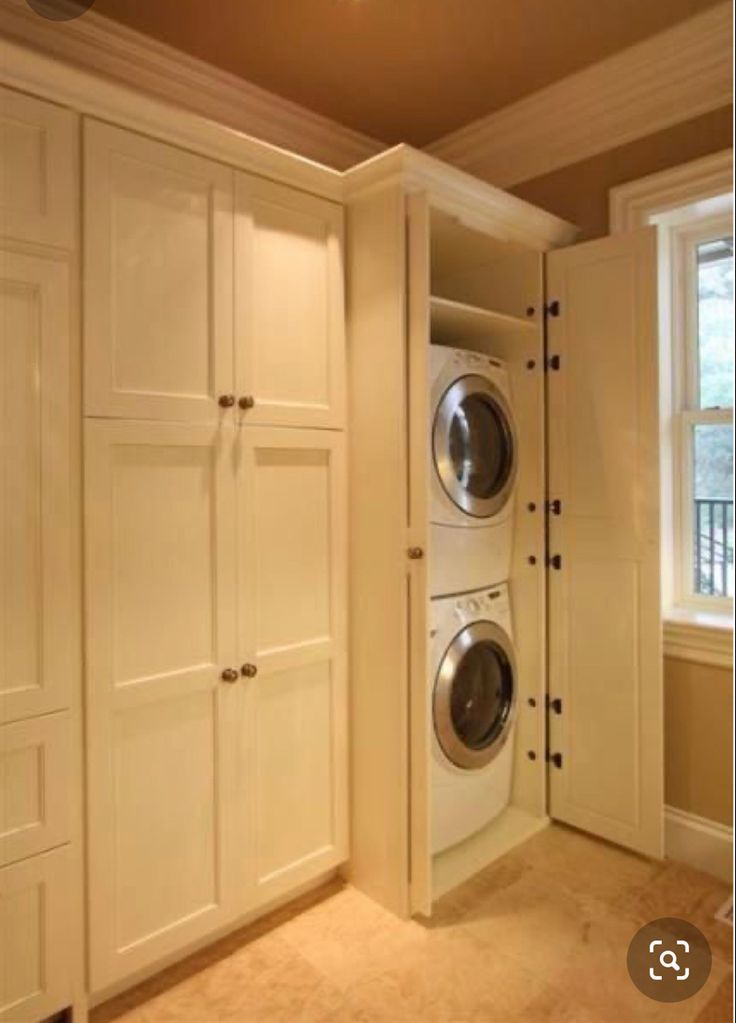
xmin=92 ymin=824 xmax=733 ymax=1023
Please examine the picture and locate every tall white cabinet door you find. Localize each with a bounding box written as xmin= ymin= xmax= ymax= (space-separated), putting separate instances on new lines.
xmin=235 ymin=174 xmax=345 ymax=428
xmin=546 ymin=227 xmax=663 ymax=859
xmin=85 ymin=420 xmax=240 ymax=989
xmin=1 ymin=250 xmax=76 ymax=725
xmin=0 ymin=86 xmax=77 ymax=248
xmin=236 ymin=427 xmax=347 ymax=907
xmin=84 ymin=121 xmax=233 ymax=422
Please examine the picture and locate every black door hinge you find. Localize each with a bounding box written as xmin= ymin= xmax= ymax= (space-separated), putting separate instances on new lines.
xmin=547 ymin=499 xmax=562 ymax=516
xmin=547 ymin=696 xmax=563 ymax=715
xmin=545 ymin=300 xmax=560 ymax=318
xmin=547 ymin=751 xmax=563 ymax=769
xmin=547 ymin=554 xmax=562 ymax=570
xmin=547 ymin=354 xmax=561 ymax=371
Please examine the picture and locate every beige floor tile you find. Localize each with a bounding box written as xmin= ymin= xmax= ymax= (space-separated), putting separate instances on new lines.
xmin=92 ymin=827 xmax=732 ymax=1023
xmin=343 ymin=928 xmax=549 ymax=1022
xmin=694 ymin=972 xmax=734 ymax=1022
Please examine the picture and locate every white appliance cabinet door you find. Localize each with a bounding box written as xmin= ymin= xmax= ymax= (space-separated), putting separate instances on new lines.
xmin=235 ymin=426 xmax=348 ymax=908
xmin=235 ymin=173 xmax=345 ymax=428
xmin=85 ymin=419 xmax=240 ymax=989
xmin=84 ymin=120 xmax=233 ymax=422
xmin=546 ymin=226 xmax=663 ymax=859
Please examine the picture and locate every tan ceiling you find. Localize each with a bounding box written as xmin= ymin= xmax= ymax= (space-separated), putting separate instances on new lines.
xmin=93 ymin=0 xmax=723 ymax=146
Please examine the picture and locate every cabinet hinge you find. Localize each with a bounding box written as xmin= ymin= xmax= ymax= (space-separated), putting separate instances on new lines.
xmin=546 ymin=499 xmax=562 ymax=516
xmin=547 ymin=697 xmax=563 ymax=715
xmin=547 ymin=354 xmax=561 ymax=371
xmin=547 ymin=554 xmax=562 ymax=570
xmin=545 ymin=300 xmax=561 ymax=318
xmin=547 ymin=751 xmax=563 ymax=769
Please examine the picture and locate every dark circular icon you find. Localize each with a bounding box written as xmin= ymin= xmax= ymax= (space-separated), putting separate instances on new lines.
xmin=25 ymin=0 xmax=95 ymax=21
xmin=627 ymin=917 xmax=712 ymax=1003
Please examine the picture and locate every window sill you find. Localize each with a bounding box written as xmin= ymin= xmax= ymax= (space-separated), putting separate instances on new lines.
xmin=664 ymin=609 xmax=733 ymax=669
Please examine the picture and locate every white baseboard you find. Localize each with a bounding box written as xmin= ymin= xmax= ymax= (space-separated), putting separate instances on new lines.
xmin=665 ymin=806 xmax=733 ymax=884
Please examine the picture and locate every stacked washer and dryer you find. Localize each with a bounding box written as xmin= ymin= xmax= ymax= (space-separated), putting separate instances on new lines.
xmin=429 ymin=345 xmax=520 ymax=854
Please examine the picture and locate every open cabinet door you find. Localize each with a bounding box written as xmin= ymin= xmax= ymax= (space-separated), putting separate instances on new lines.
xmin=406 ymin=193 xmax=432 ymax=915
xmin=546 ymin=227 xmax=664 ymax=859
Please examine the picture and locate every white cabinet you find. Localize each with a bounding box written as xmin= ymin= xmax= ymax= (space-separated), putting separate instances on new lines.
xmin=546 ymin=229 xmax=663 ymax=858
xmin=85 ymin=123 xmax=345 ymax=428
xmin=0 ymin=85 xmax=77 ymax=248
xmin=0 ymin=86 xmax=83 ymax=1023
xmin=235 ymin=176 xmax=345 ymax=428
xmin=84 ymin=121 xmax=234 ymax=422
xmin=83 ymin=119 xmax=348 ymax=992
xmin=236 ymin=428 xmax=348 ymax=904
xmin=345 ymin=148 xmax=663 ymax=918
xmin=0 ymin=848 xmax=74 ymax=1023
xmin=0 ymin=250 xmax=76 ymax=726
xmin=84 ymin=420 xmax=240 ymax=986
xmin=85 ymin=421 xmax=348 ymax=988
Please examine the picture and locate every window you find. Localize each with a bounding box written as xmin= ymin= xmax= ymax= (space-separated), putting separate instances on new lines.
xmin=674 ymin=212 xmax=734 ymax=610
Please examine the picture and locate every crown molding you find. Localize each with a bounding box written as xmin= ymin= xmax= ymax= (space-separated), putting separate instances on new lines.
xmin=345 ymin=145 xmax=577 ymax=250
xmin=609 ymin=149 xmax=734 ymax=233
xmin=0 ymin=0 xmax=383 ymax=170
xmin=426 ymin=3 xmax=732 ymax=188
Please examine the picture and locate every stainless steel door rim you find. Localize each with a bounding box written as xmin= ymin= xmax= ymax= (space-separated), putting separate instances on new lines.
xmin=434 ymin=620 xmax=517 ymax=770
xmin=433 ymin=373 xmax=518 ymax=519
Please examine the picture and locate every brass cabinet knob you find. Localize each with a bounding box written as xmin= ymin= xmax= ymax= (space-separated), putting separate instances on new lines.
xmin=241 ymin=663 xmax=258 ymax=678
xmin=221 ymin=668 xmax=239 ymax=683
xmin=407 ymin=546 xmax=424 ymax=561
xmin=238 ymin=395 xmax=255 ymax=410
xmin=218 ymin=394 xmax=236 ymax=409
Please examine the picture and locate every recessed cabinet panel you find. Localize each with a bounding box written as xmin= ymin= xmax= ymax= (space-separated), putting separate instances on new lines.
xmin=0 ymin=847 xmax=73 ymax=1023
xmin=84 ymin=121 xmax=233 ymax=421
xmin=237 ymin=428 xmax=347 ymax=903
xmin=85 ymin=420 xmax=239 ymax=988
xmin=0 ymin=86 xmax=77 ymax=248
xmin=0 ymin=714 xmax=70 ymax=866
xmin=236 ymin=175 xmax=345 ymax=428
xmin=0 ymin=250 xmax=75 ymax=724
xmin=547 ymin=227 xmax=663 ymax=859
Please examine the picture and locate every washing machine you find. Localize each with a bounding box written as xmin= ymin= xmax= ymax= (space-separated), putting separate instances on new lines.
xmin=431 ymin=584 xmax=517 ymax=854
xmin=429 ymin=345 xmax=518 ymax=597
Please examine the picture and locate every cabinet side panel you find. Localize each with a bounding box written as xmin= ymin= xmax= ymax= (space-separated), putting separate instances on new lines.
xmin=346 ymin=185 xmax=410 ymax=916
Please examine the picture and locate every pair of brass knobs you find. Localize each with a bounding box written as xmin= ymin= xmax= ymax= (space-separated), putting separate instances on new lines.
xmin=219 ymin=395 xmax=255 ymax=410
xmin=221 ymin=664 xmax=258 ymax=683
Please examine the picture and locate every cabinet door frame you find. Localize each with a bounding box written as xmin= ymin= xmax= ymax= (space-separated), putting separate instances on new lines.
xmin=546 ymin=226 xmax=663 ymax=859
xmin=84 ymin=119 xmax=234 ymax=423
xmin=84 ymin=418 xmax=241 ymax=989
xmin=235 ymin=425 xmax=348 ymax=907
xmin=235 ymin=173 xmax=345 ymax=429
xmin=0 ymin=86 xmax=77 ymax=249
xmin=0 ymin=248 xmax=76 ymax=725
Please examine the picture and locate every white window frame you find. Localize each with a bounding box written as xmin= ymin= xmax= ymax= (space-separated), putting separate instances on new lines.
xmin=610 ymin=152 xmax=734 ymax=668
xmin=671 ymin=215 xmax=733 ymax=613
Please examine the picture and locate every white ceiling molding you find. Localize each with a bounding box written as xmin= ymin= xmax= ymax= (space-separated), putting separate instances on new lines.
xmin=0 ymin=0 xmax=383 ymax=170
xmin=609 ymin=149 xmax=733 ymax=233
xmin=426 ymin=3 xmax=732 ymax=188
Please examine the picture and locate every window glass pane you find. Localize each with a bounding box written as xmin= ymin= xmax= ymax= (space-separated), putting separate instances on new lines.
xmin=693 ymin=424 xmax=734 ymax=598
xmin=697 ymin=236 xmax=734 ymax=409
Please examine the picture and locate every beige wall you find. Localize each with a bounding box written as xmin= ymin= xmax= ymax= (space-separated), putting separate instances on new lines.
xmin=665 ymin=658 xmax=733 ymax=826
xmin=512 ymin=110 xmax=734 ymax=827
xmin=511 ymin=106 xmax=733 ymax=241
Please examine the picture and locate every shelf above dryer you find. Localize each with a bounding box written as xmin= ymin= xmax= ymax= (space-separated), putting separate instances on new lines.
xmin=430 ymin=295 xmax=538 ymax=347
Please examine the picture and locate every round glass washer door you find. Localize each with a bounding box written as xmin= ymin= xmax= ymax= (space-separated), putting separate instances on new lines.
xmin=433 ymin=373 xmax=518 ymax=518
xmin=434 ymin=621 xmax=517 ymax=770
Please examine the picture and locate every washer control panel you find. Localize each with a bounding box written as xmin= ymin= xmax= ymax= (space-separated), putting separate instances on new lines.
xmin=453 ymin=586 xmax=509 ymax=622
xmin=451 ymin=349 xmax=502 ymax=372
